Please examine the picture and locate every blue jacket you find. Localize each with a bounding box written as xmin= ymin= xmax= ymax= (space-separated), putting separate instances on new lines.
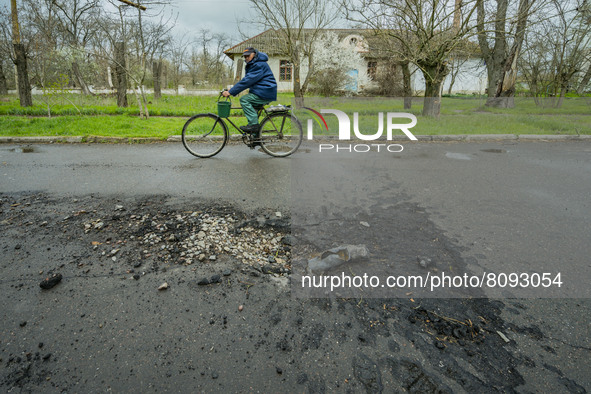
xmin=229 ymin=51 xmax=277 ymax=101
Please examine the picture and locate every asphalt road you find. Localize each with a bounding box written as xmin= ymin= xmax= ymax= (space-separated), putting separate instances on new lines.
xmin=1 ymin=140 xmax=590 ymax=392
xmin=2 ymin=141 xmax=589 ymax=297
xmin=1 ymin=142 xmax=292 ymax=213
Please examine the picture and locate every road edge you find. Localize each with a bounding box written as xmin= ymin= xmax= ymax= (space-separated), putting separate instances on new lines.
xmin=0 ymin=134 xmax=590 ymax=144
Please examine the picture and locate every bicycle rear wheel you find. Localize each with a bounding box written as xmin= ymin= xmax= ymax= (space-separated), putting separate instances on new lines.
xmin=259 ymin=112 xmax=303 ymax=157
xmin=182 ymin=113 xmax=228 ymax=158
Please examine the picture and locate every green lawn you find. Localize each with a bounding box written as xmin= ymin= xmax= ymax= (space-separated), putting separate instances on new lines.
xmin=0 ymin=93 xmax=589 ymax=139
xmin=0 ymin=115 xmax=186 ymax=139
xmin=294 ymin=97 xmax=591 ymax=136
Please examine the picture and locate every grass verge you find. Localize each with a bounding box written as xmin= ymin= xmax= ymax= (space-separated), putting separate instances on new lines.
xmin=0 ymin=116 xmax=186 ymax=139
xmin=0 ymin=95 xmax=589 ymax=139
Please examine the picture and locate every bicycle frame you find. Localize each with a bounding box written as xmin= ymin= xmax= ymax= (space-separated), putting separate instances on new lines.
xmin=216 ymin=103 xmax=289 ymax=139
xmin=222 ymin=107 xmax=248 ymax=135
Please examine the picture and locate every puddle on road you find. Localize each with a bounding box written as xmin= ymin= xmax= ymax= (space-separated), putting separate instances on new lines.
xmin=5 ymin=146 xmax=41 ymax=154
xmin=445 ymin=152 xmax=472 ymax=160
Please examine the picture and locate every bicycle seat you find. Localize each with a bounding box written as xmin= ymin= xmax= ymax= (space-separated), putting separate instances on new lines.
xmin=253 ymin=105 xmax=265 ymax=111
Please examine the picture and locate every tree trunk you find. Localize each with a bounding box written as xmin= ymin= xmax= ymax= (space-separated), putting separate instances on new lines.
xmin=529 ymin=65 xmax=542 ymax=106
xmin=420 ymin=63 xmax=448 ymax=118
xmin=423 ymin=78 xmax=444 ymax=118
xmin=401 ymin=62 xmax=412 ymax=110
xmin=482 ymin=45 xmax=512 ymax=107
xmin=293 ymin=64 xmax=302 ymax=98
xmin=577 ymin=64 xmax=591 ymax=95
xmin=134 ymin=86 xmax=144 ymax=118
xmin=486 ymin=68 xmax=515 ymax=107
xmin=163 ymin=64 xmax=168 ymax=89
xmin=556 ymin=85 xmax=567 ymax=108
xmin=481 ymin=0 xmax=529 ymax=108
xmin=447 ymin=67 xmax=457 ymax=96
xmin=107 ymin=66 xmax=114 ymax=89
xmin=0 ymin=62 xmax=8 ymax=95
xmin=292 ymin=49 xmax=303 ymax=98
xmin=300 ymin=52 xmax=314 ymax=95
xmin=487 ymin=46 xmax=519 ymax=108
xmin=13 ymin=43 xmax=32 ymax=107
xmin=14 ymin=64 xmax=18 ymax=92
xmin=485 ymin=60 xmax=502 ymax=97
xmin=153 ymin=60 xmax=162 ymax=99
xmin=72 ymin=61 xmax=92 ymax=95
xmin=115 ymin=41 xmax=128 ymax=108
xmin=140 ymin=85 xmax=149 ymax=119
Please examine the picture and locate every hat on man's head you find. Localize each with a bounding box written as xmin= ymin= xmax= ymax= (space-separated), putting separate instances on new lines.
xmin=243 ymin=47 xmax=256 ymax=56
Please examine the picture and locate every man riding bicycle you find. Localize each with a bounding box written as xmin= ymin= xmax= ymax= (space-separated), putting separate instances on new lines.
xmin=222 ymin=47 xmax=277 ymax=141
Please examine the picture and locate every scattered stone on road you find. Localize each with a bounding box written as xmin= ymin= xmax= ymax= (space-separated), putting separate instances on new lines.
xmin=39 ymin=273 xmax=63 ymax=290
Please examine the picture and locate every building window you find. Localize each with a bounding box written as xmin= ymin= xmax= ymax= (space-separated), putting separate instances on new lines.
xmin=367 ymin=61 xmax=377 ymax=80
xmin=279 ymin=60 xmax=292 ymax=81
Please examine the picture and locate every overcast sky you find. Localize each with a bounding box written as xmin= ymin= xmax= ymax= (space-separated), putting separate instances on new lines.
xmin=0 ymin=0 xmax=260 ymax=47
xmin=2 ymin=0 xmax=350 ymax=49
xmin=165 ymin=0 xmax=258 ymax=43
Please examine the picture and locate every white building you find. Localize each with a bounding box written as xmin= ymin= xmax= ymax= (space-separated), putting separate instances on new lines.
xmin=224 ymin=29 xmax=487 ymax=95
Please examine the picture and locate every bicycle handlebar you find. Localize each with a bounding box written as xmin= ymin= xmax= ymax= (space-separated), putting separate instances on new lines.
xmin=218 ymin=89 xmax=231 ymax=102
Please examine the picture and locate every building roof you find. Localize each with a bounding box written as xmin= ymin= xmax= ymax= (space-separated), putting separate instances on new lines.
xmin=224 ymin=29 xmax=481 ymax=60
xmin=224 ymin=29 xmax=388 ymax=59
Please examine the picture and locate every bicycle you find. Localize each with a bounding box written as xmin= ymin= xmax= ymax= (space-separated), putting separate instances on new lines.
xmin=182 ymin=91 xmax=303 ymax=158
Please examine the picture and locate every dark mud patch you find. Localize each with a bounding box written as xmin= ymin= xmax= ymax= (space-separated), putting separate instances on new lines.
xmin=292 ymin=195 xmax=482 ymax=298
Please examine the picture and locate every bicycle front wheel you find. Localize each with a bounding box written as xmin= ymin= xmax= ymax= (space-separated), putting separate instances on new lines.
xmin=259 ymin=112 xmax=303 ymax=157
xmin=182 ymin=113 xmax=228 ymax=158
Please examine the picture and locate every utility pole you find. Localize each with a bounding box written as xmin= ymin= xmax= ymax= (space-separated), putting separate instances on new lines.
xmin=11 ymin=0 xmax=32 ymax=107
xmin=453 ymin=0 xmax=462 ymax=32
xmin=113 ymin=0 xmax=145 ymax=107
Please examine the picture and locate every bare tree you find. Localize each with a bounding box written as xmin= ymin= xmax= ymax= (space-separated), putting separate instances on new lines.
xmin=211 ymin=33 xmax=232 ymax=85
xmin=1 ymin=2 xmax=61 ymax=95
xmin=247 ymin=0 xmax=339 ymax=98
xmin=355 ymin=33 xmax=413 ymax=107
xmin=126 ymin=1 xmax=174 ymax=117
xmin=96 ymin=0 xmax=174 ymax=114
xmin=519 ymin=0 xmax=591 ymax=107
xmin=9 ymin=0 xmax=32 ymax=106
xmin=19 ymin=0 xmax=62 ymax=89
xmin=345 ymin=0 xmax=479 ymax=118
xmin=168 ymin=31 xmax=191 ymax=91
xmin=52 ymin=0 xmax=100 ymax=95
xmin=0 ymin=8 xmax=14 ymax=94
xmin=152 ymin=57 xmax=163 ymax=98
xmin=446 ymin=57 xmax=465 ymax=95
xmin=0 ymin=59 xmax=8 ymax=94
xmin=477 ymin=0 xmax=537 ymax=107
xmin=575 ymin=1 xmax=591 ymax=94
xmin=187 ymin=29 xmax=231 ymax=87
